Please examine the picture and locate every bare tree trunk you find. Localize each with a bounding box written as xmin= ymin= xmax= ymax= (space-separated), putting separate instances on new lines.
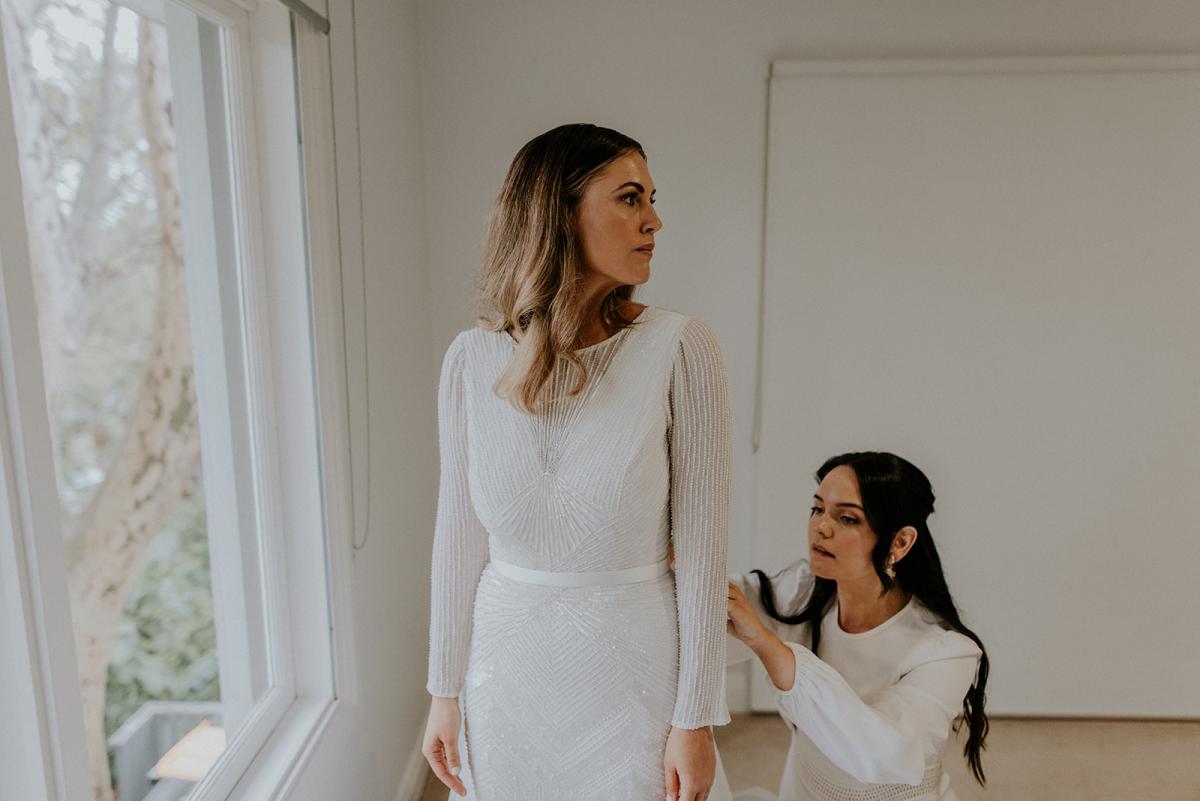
xmin=65 ymin=18 xmax=202 ymax=801
xmin=0 ymin=0 xmax=86 ymax=461
xmin=2 ymin=4 xmax=206 ymax=797
xmin=67 ymin=2 xmax=121 ymax=261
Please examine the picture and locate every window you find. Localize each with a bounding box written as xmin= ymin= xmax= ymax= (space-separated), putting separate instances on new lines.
xmin=0 ymin=1 xmax=358 ymax=799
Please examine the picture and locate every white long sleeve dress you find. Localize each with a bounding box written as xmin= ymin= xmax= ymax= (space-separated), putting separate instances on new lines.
xmin=726 ymin=560 xmax=982 ymax=801
xmin=427 ymin=305 xmax=733 ymax=800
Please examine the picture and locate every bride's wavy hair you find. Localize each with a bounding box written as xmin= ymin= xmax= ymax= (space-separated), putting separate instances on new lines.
xmin=752 ymin=452 xmax=991 ymax=785
xmin=477 ymin=123 xmax=646 ymax=415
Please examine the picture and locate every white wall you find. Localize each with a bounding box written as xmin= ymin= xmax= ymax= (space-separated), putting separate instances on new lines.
xmin=413 ymin=0 xmax=1200 ymax=580
xmin=308 ymin=0 xmax=436 ymax=797
xmin=301 ymin=0 xmax=1200 ymax=791
xmin=407 ymin=0 xmax=1200 ymax=718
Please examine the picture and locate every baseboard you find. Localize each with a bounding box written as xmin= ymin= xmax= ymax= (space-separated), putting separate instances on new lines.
xmin=393 ymin=711 xmax=431 ymax=801
xmin=726 ymin=662 xmax=751 ymax=714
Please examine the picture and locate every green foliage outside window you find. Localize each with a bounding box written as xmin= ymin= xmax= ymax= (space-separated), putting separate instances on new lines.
xmin=104 ymin=469 xmax=220 ymax=745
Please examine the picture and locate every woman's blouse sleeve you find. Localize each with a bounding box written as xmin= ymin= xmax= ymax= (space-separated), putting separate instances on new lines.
xmin=727 ymin=558 xmax=816 ymax=667
xmin=774 ymin=630 xmax=982 ymax=785
xmin=426 ymin=333 xmax=491 ymax=698
xmin=668 ymin=317 xmax=734 ymax=729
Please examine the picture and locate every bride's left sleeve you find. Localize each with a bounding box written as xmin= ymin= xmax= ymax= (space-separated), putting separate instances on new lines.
xmin=667 ymin=317 xmax=733 ymax=729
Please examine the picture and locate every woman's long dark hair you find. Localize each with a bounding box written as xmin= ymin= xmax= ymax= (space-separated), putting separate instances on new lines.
xmin=751 ymin=451 xmax=990 ymax=784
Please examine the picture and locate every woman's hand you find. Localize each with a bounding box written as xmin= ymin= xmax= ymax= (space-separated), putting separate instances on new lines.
xmin=727 ymin=580 xmax=798 ymax=692
xmin=726 ymin=579 xmax=771 ymax=648
xmin=422 ymin=695 xmax=467 ymax=796
xmin=663 ymin=725 xmax=715 ymax=801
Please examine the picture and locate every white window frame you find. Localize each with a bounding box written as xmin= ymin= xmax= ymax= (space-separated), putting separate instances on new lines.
xmin=0 ymin=0 xmax=361 ymax=798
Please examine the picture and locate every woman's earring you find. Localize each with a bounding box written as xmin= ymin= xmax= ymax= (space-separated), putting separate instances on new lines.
xmin=885 ymin=557 xmax=896 ymax=579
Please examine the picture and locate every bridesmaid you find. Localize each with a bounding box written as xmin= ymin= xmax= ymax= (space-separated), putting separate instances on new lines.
xmin=724 ymin=451 xmax=989 ymax=801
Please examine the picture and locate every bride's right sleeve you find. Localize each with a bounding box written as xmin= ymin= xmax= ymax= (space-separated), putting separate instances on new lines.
xmin=426 ymin=333 xmax=491 ymax=698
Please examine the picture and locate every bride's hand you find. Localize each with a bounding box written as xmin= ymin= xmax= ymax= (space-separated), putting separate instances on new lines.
xmin=422 ymin=696 xmax=467 ymax=796
xmin=663 ymin=725 xmax=715 ymax=801
xmin=726 ymin=580 xmax=770 ymax=648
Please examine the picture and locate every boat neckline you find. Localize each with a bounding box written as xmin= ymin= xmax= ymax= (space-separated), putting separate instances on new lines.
xmin=504 ymin=304 xmax=653 ymax=353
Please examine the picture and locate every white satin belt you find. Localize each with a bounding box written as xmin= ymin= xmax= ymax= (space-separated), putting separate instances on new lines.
xmin=489 ymin=557 xmax=671 ymax=587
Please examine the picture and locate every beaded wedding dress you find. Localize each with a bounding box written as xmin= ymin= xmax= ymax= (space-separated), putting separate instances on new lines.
xmin=427 ymin=305 xmax=733 ymax=800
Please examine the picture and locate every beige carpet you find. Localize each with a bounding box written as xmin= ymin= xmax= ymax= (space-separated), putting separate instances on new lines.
xmin=420 ymin=714 xmax=1200 ymax=800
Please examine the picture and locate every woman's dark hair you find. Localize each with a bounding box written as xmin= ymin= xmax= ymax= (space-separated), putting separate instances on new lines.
xmin=751 ymin=451 xmax=990 ymax=784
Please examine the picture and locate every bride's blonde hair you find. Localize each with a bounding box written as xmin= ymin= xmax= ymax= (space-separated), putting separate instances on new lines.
xmin=477 ymin=123 xmax=647 ymax=415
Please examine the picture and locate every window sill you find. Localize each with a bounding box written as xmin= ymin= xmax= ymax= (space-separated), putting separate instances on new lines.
xmin=226 ymin=696 xmax=340 ymax=801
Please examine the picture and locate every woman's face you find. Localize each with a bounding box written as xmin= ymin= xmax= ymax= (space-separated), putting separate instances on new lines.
xmin=808 ymin=466 xmax=880 ymax=583
xmin=575 ymin=151 xmax=662 ymax=291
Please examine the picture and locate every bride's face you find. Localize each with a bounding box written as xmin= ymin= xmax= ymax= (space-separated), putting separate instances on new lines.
xmin=575 ymin=152 xmax=662 ymax=290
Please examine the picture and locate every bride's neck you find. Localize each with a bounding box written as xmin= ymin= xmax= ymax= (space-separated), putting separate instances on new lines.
xmin=509 ymin=297 xmax=642 ymax=347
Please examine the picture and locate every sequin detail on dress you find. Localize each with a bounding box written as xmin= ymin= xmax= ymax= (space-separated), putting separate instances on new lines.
xmin=427 ymin=306 xmax=732 ymax=800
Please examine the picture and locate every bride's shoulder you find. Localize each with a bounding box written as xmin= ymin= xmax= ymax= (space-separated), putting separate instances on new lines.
xmin=644 ymin=307 xmax=725 ymax=363
xmin=437 ymin=326 xmax=502 ymax=378
xmin=646 ymin=304 xmax=709 ymax=330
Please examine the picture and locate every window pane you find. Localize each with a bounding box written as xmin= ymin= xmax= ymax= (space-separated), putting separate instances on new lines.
xmin=0 ymin=1 xmax=271 ymax=798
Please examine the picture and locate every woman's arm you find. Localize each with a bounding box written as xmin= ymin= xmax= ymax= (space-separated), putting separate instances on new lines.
xmin=667 ymin=317 xmax=733 ymax=729
xmin=756 ymin=629 xmax=982 ymax=786
xmin=426 ymin=333 xmax=491 ymax=698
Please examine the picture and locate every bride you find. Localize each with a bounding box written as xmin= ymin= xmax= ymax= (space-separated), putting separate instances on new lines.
xmin=421 ymin=123 xmax=733 ymax=801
